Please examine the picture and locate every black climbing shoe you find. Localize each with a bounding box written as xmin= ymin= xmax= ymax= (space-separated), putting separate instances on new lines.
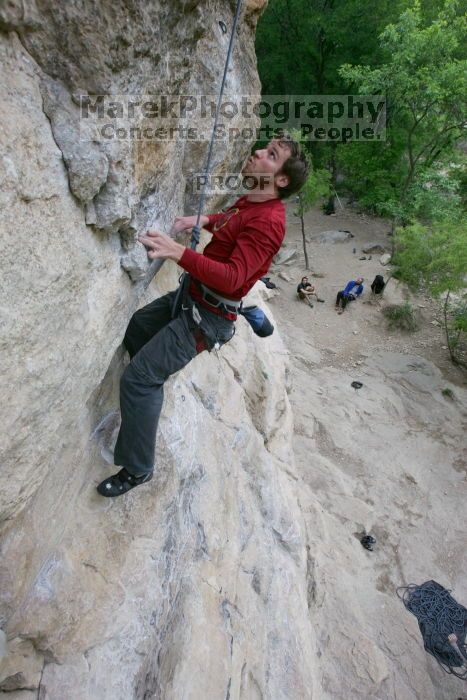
xmin=97 ymin=467 xmax=153 ymax=497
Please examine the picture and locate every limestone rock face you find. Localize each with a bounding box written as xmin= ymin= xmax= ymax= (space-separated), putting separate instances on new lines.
xmin=0 ymin=639 xmax=43 ymax=691
xmin=0 ymin=1 xmax=326 ymax=697
xmin=1 ymin=279 xmax=316 ymax=698
xmin=0 ymin=3 xmax=316 ymax=698
xmin=0 ymin=0 xmax=263 ymax=521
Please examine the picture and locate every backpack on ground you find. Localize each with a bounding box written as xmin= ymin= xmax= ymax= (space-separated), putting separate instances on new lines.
xmin=371 ymin=275 xmax=385 ymax=295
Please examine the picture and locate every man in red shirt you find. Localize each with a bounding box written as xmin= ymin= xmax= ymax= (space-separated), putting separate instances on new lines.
xmin=97 ymin=137 xmax=308 ymax=497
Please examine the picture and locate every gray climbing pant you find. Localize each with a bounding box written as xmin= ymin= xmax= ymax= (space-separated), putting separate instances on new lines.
xmin=113 ymin=290 xmax=234 ymax=476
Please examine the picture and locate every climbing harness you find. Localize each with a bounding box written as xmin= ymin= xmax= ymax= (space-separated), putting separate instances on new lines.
xmin=398 ymin=580 xmax=467 ymax=679
xmin=199 ymin=283 xmax=243 ymax=315
xmin=172 ymin=0 xmax=243 ymax=320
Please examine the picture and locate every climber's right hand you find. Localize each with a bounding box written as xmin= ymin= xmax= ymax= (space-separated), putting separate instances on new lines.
xmin=169 ymin=215 xmax=209 ymax=236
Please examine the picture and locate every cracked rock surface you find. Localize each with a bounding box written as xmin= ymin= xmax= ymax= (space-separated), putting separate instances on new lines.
xmin=0 ymin=0 xmax=263 ymax=520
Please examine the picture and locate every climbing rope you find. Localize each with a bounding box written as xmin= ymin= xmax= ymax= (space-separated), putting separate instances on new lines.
xmin=172 ymin=0 xmax=243 ymax=316
xmin=398 ymin=580 xmax=467 ymax=679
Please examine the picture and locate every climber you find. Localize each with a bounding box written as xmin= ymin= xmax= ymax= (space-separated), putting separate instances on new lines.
xmin=335 ymin=277 xmax=364 ymax=314
xmin=97 ymin=136 xmax=309 ymax=496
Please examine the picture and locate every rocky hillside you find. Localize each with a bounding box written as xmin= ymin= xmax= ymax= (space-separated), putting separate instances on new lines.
xmin=267 ymin=201 xmax=467 ymax=699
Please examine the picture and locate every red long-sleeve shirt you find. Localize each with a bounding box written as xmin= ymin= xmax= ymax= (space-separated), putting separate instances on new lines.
xmin=179 ymin=196 xmax=285 ymax=317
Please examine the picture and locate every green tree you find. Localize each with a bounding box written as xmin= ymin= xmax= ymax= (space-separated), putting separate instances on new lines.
xmin=392 ymin=219 xmax=467 ymax=365
xmin=288 ymin=130 xmax=331 ymax=269
xmin=256 ymin=0 xmax=406 ymax=95
xmin=339 ymin=0 xmax=467 ymax=223
xmin=256 ymin=0 xmax=408 ymax=211
xmin=296 ymin=167 xmax=331 ymax=269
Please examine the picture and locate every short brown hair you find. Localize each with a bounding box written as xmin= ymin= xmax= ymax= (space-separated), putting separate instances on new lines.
xmin=276 ymin=135 xmax=310 ymax=199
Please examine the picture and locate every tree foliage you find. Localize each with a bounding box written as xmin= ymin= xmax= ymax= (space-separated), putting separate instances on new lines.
xmin=392 ymin=219 xmax=467 ymax=364
xmin=290 ymin=134 xmax=331 ymax=268
xmin=255 ymin=0 xmax=406 ymax=176
xmin=256 ymin=0 xmax=405 ymax=95
xmin=256 ymin=0 xmax=467 ymax=364
xmin=338 ymin=0 xmax=467 ymax=221
xmin=393 ymin=220 xmax=467 ymax=295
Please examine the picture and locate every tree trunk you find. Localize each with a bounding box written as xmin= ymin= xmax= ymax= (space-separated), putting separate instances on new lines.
xmin=299 ymin=196 xmax=309 ymax=270
xmin=324 ymin=143 xmax=337 ymax=214
xmin=443 ymin=290 xmax=456 ymax=363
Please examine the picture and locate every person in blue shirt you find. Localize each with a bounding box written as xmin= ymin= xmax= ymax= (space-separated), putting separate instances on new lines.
xmin=335 ymin=277 xmax=364 ymax=313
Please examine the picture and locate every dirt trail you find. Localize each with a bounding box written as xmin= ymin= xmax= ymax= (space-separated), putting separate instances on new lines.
xmin=269 ymin=202 xmax=465 ymax=386
xmin=266 ymin=202 xmax=467 ymax=699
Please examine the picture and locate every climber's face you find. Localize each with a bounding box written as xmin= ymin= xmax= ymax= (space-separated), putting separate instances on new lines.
xmin=242 ymin=140 xmax=291 ymax=192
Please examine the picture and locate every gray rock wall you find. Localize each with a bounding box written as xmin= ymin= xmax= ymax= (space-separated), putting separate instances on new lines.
xmin=0 ymin=0 xmax=262 ymax=519
xmin=1 ymin=2 xmax=319 ymax=697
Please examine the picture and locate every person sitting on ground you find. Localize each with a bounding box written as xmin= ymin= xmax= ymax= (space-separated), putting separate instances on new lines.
xmin=297 ymin=276 xmax=324 ymax=307
xmin=335 ymin=277 xmax=364 ymax=313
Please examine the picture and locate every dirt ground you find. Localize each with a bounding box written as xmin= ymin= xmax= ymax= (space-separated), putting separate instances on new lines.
xmin=268 ymin=201 xmax=466 ymax=388
xmin=265 ymin=201 xmax=467 ymax=698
